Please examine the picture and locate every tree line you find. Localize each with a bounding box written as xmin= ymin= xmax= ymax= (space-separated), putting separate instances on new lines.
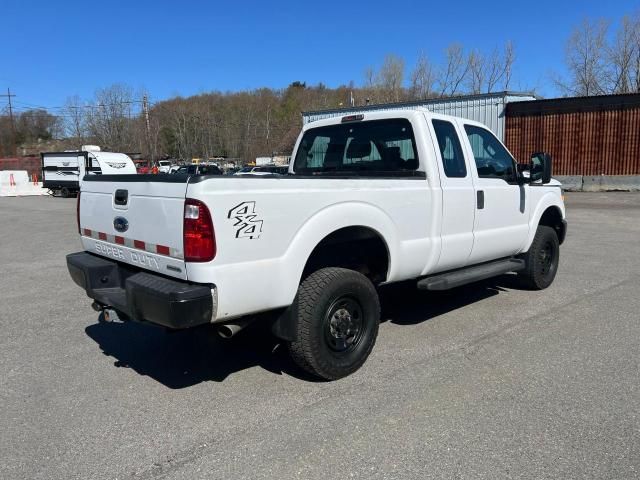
xmin=0 ymin=11 xmax=638 ymax=161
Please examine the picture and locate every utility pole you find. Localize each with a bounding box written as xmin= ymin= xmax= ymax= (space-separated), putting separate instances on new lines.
xmin=1 ymin=88 xmax=17 ymax=155
xmin=142 ymin=94 xmax=153 ymax=163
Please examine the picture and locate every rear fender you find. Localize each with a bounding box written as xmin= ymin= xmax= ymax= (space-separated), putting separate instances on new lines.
xmin=280 ymin=201 xmax=398 ymax=297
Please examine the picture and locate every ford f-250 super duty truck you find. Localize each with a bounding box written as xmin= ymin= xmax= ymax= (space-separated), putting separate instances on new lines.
xmin=67 ymin=109 xmax=566 ymax=380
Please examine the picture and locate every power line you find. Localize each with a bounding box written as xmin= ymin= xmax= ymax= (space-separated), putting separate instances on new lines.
xmin=10 ymin=99 xmax=145 ymax=113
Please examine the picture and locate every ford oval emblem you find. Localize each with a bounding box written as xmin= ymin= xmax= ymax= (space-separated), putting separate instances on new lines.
xmin=113 ymin=216 xmax=129 ymax=233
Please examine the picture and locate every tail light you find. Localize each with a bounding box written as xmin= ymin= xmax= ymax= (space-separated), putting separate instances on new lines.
xmin=183 ymin=198 xmax=216 ymax=262
xmin=76 ymin=192 xmax=81 ymax=234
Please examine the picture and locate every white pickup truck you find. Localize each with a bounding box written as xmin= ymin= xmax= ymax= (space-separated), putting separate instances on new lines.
xmin=67 ymin=109 xmax=566 ymax=380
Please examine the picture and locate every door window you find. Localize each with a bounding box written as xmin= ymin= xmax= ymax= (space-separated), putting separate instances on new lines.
xmin=464 ymin=125 xmax=516 ymax=182
xmin=432 ymin=120 xmax=467 ymax=178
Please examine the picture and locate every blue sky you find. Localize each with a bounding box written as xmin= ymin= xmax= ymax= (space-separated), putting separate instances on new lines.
xmin=1 ymin=0 xmax=638 ymax=110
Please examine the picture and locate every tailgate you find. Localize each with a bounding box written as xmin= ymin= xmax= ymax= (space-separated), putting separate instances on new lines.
xmin=79 ymin=175 xmax=189 ymax=280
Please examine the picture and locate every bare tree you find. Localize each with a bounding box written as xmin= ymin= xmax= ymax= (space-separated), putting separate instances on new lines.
xmin=63 ymin=95 xmax=86 ymax=146
xmin=410 ymin=52 xmax=436 ymax=99
xmin=468 ymin=42 xmax=516 ymax=94
xmin=502 ymin=41 xmax=515 ymax=90
xmin=86 ymin=84 xmax=136 ymax=151
xmin=485 ymin=41 xmax=515 ymax=92
xmin=636 ymin=19 xmax=640 ymax=92
xmin=438 ymin=43 xmax=469 ymax=96
xmin=607 ymin=13 xmax=640 ymax=93
xmin=363 ymin=66 xmax=376 ymax=88
xmin=377 ymin=54 xmax=405 ymax=102
xmin=14 ymin=109 xmax=61 ymax=143
xmin=559 ymin=18 xmax=610 ymax=96
xmin=467 ymin=50 xmax=486 ymax=94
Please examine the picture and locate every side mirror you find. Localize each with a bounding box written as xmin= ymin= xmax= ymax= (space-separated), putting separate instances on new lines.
xmin=530 ymin=152 xmax=552 ymax=184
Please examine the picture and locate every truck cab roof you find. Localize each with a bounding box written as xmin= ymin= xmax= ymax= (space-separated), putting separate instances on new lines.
xmin=301 ymin=107 xmax=487 ymax=131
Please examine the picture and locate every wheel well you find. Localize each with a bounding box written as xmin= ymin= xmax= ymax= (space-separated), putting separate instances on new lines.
xmin=302 ymin=226 xmax=390 ymax=284
xmin=539 ymin=207 xmax=566 ymax=244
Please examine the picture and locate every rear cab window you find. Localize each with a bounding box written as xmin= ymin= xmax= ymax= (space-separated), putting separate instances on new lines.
xmin=432 ymin=120 xmax=467 ymax=178
xmin=293 ymin=118 xmax=420 ymax=176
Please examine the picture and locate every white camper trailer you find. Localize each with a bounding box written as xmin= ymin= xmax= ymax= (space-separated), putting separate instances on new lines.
xmin=41 ymin=146 xmax=136 ymax=196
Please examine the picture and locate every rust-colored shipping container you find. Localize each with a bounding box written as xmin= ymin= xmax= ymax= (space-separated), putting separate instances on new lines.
xmin=505 ymin=93 xmax=640 ymax=175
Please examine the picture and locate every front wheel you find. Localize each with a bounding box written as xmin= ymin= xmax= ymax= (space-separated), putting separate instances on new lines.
xmin=288 ymin=268 xmax=380 ymax=380
xmin=518 ymin=225 xmax=560 ymax=290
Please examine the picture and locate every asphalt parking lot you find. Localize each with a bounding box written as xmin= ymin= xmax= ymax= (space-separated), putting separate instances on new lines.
xmin=1 ymin=193 xmax=639 ymax=479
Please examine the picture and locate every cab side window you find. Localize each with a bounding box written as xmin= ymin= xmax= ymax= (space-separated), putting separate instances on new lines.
xmin=464 ymin=125 xmax=516 ymax=182
xmin=432 ymin=119 xmax=467 ymax=178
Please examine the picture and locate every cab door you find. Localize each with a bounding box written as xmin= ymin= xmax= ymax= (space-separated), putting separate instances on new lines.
xmin=429 ymin=117 xmax=476 ymax=273
xmin=460 ymin=122 xmax=530 ymax=264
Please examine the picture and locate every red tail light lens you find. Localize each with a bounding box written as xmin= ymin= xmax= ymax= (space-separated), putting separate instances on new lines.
xmin=183 ymin=198 xmax=216 ymax=262
xmin=76 ymin=192 xmax=81 ymax=234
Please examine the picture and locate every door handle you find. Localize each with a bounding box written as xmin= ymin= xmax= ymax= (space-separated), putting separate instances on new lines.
xmin=477 ymin=190 xmax=485 ymax=209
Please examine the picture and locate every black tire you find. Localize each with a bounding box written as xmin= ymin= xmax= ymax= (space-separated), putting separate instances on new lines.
xmin=288 ymin=267 xmax=380 ymax=380
xmin=518 ymin=225 xmax=560 ymax=290
xmin=60 ymin=187 xmax=70 ymax=198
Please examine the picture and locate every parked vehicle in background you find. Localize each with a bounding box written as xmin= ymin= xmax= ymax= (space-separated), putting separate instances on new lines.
xmin=234 ymin=166 xmax=255 ymax=175
xmin=41 ymin=146 xmax=136 ymax=197
xmin=173 ymin=164 xmax=223 ymax=175
xmin=67 ymin=109 xmax=566 ymax=380
xmin=168 ymin=165 xmax=182 ymax=174
xmin=157 ymin=160 xmax=172 ymax=173
xmin=134 ymin=160 xmax=151 ymax=174
xmin=234 ymin=165 xmax=289 ymax=176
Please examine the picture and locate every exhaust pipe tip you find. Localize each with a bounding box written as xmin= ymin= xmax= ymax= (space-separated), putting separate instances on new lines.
xmin=217 ymin=325 xmax=236 ymax=339
xmin=217 ymin=318 xmax=254 ymax=339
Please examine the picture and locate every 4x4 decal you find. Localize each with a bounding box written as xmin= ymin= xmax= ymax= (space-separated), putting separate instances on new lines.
xmin=227 ymin=202 xmax=263 ymax=239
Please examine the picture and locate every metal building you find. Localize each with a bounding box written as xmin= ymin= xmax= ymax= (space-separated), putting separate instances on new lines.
xmin=505 ymin=93 xmax=640 ymax=175
xmin=302 ymin=91 xmax=537 ymax=141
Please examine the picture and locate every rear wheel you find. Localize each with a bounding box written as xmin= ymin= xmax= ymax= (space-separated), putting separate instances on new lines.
xmin=518 ymin=225 xmax=560 ymax=290
xmin=288 ymin=268 xmax=380 ymax=380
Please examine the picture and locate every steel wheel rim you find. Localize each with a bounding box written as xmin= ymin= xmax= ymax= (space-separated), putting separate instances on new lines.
xmin=324 ymin=296 xmax=364 ymax=353
xmin=539 ymin=240 xmax=555 ymax=276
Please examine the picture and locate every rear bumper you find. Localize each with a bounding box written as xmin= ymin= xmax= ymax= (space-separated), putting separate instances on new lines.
xmin=67 ymin=251 xmax=216 ymax=329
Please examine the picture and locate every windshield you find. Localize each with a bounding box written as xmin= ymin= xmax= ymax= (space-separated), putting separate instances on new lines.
xmin=158 ymin=161 xmax=170 ymax=166
xmin=293 ymin=119 xmax=419 ymax=176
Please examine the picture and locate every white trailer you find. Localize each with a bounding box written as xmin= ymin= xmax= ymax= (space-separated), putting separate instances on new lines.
xmin=42 ymin=147 xmax=136 ymax=197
